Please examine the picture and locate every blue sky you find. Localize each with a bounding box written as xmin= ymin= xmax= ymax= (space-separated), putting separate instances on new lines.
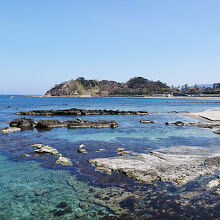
xmin=0 ymin=0 xmax=220 ymax=94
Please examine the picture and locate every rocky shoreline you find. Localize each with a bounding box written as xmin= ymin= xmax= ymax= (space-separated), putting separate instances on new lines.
xmin=16 ymin=108 xmax=149 ymax=116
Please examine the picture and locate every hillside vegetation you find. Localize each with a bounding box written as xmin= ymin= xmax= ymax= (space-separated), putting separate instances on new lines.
xmin=45 ymin=77 xmax=172 ymax=97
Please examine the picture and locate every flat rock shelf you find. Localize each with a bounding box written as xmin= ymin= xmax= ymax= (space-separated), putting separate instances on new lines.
xmin=16 ymin=108 xmax=149 ymax=116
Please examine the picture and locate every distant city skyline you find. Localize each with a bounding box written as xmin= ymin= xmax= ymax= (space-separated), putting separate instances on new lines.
xmin=0 ymin=0 xmax=219 ymax=95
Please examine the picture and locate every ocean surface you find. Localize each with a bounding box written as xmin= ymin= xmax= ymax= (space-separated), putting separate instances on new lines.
xmin=0 ymin=95 xmax=220 ymax=219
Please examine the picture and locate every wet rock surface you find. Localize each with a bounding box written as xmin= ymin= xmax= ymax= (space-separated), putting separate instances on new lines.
xmin=9 ymin=118 xmax=35 ymax=130
xmin=213 ymin=129 xmax=220 ymax=134
xmin=165 ymin=120 xmax=220 ymax=129
xmin=0 ymin=127 xmax=21 ymax=134
xmin=89 ymin=146 xmax=220 ymax=186
xmin=4 ymin=118 xmax=119 ymax=132
xmin=30 ymin=144 xmax=72 ymax=166
xmin=56 ymin=156 xmax=73 ymax=166
xmin=16 ymin=108 xmax=149 ymax=116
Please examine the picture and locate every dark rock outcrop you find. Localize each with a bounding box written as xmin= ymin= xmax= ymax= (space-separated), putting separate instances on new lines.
xmin=10 ymin=118 xmax=35 ymax=130
xmin=35 ymin=120 xmax=68 ymax=131
xmin=68 ymin=120 xmax=118 ymax=129
xmin=140 ymin=120 xmax=157 ymax=123
xmin=35 ymin=119 xmax=118 ymax=131
xmin=165 ymin=121 xmax=220 ymax=129
xmin=3 ymin=118 xmax=119 ymax=132
xmin=16 ymin=108 xmax=148 ymax=116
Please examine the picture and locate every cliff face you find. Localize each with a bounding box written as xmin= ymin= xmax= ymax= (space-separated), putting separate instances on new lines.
xmin=45 ymin=77 xmax=171 ymax=96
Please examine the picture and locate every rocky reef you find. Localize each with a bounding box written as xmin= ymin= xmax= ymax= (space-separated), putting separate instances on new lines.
xmin=9 ymin=118 xmax=35 ymax=130
xmin=16 ymin=108 xmax=148 ymax=116
xmin=1 ymin=118 xmax=118 ymax=133
xmin=165 ymin=120 xmax=220 ymax=129
xmin=89 ymin=146 xmax=220 ymax=186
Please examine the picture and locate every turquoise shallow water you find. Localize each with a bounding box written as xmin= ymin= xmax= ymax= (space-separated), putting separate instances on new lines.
xmin=0 ymin=96 xmax=220 ymax=219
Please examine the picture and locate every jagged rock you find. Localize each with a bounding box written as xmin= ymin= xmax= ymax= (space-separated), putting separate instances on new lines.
xmin=89 ymin=146 xmax=220 ymax=185
xmin=56 ymin=156 xmax=73 ymax=166
xmin=0 ymin=127 xmax=21 ymax=134
xmin=10 ymin=118 xmax=34 ymax=130
xmin=16 ymin=108 xmax=148 ymax=116
xmin=140 ymin=120 xmax=157 ymax=123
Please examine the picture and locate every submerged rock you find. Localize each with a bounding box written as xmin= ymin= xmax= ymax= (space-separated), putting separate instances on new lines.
xmin=56 ymin=156 xmax=73 ymax=166
xmin=16 ymin=108 xmax=149 ymax=116
xmin=89 ymin=146 xmax=220 ymax=186
xmin=52 ymin=207 xmax=72 ymax=217
xmin=21 ymin=153 xmax=31 ymax=157
xmin=34 ymin=189 xmax=48 ymax=196
xmin=56 ymin=202 xmax=69 ymax=209
xmin=90 ymin=187 xmax=139 ymax=215
xmin=0 ymin=127 xmax=21 ymax=134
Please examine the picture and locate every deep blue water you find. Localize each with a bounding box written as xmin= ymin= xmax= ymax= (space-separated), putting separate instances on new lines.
xmin=0 ymin=95 xmax=220 ymax=219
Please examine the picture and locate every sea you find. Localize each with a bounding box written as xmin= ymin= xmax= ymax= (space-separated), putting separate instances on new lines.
xmin=0 ymin=95 xmax=220 ymax=219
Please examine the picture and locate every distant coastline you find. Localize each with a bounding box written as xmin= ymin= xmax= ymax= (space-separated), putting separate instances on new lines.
xmin=27 ymin=95 xmax=220 ymax=101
